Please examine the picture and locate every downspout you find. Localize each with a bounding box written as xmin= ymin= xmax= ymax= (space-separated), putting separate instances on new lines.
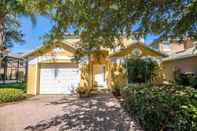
xmin=25 ymin=59 xmax=28 ymax=83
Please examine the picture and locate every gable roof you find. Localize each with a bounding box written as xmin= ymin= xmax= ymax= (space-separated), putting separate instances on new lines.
xmin=23 ymin=36 xmax=165 ymax=58
xmin=110 ymin=42 xmax=166 ymax=57
xmin=23 ymin=38 xmax=80 ymax=58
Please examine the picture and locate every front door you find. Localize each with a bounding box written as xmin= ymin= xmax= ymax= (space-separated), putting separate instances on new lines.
xmin=93 ymin=64 xmax=106 ymax=88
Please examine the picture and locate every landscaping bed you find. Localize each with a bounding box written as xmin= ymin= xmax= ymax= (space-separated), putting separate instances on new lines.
xmin=0 ymin=83 xmax=27 ymax=103
xmin=120 ymin=85 xmax=197 ymax=131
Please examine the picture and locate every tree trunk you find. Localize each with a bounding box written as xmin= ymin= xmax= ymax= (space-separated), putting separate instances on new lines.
xmin=0 ymin=16 xmax=5 ymax=49
xmin=0 ymin=16 xmax=8 ymax=83
xmin=0 ymin=16 xmax=6 ymax=69
xmin=3 ymin=57 xmax=7 ymax=84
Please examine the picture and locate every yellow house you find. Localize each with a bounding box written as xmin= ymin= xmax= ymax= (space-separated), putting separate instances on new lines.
xmin=25 ymin=36 xmax=164 ymax=95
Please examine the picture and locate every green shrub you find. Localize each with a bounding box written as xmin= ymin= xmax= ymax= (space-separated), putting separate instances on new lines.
xmin=174 ymin=69 xmax=197 ymax=89
xmin=0 ymin=88 xmax=26 ymax=103
xmin=121 ymin=85 xmax=197 ymax=131
xmin=127 ymin=56 xmax=159 ymax=84
xmin=0 ymin=83 xmax=26 ymax=91
xmin=190 ymin=75 xmax=197 ymax=89
xmin=75 ymin=86 xmax=92 ymax=97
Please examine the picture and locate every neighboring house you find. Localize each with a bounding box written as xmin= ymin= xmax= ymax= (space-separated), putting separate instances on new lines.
xmin=151 ymin=39 xmax=193 ymax=55
xmin=151 ymin=39 xmax=197 ymax=82
xmin=0 ymin=52 xmax=26 ymax=83
xmin=162 ymin=46 xmax=197 ymax=82
xmin=24 ymin=35 xmax=164 ymax=95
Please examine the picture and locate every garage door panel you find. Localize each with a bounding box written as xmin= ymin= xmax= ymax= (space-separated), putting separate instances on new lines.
xmin=39 ymin=64 xmax=79 ymax=94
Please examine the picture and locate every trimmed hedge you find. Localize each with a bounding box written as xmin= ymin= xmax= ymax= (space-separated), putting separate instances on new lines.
xmin=175 ymin=71 xmax=197 ymax=89
xmin=0 ymin=83 xmax=26 ymax=91
xmin=121 ymin=85 xmax=197 ymax=131
xmin=0 ymin=88 xmax=26 ymax=103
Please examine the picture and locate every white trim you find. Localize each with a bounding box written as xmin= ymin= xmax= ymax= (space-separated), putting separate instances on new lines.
xmin=51 ymin=48 xmax=66 ymax=53
xmin=28 ymin=56 xmax=74 ymax=65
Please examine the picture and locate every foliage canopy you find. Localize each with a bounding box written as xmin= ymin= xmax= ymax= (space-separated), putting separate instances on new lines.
xmin=0 ymin=0 xmax=36 ymax=49
xmin=26 ymin=0 xmax=197 ymax=50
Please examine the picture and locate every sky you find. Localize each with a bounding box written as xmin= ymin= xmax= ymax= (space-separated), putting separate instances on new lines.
xmin=11 ymin=16 xmax=158 ymax=53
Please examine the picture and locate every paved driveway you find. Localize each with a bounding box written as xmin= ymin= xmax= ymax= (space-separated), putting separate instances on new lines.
xmin=0 ymin=92 xmax=142 ymax=131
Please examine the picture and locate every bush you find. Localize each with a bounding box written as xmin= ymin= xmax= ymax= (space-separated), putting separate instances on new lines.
xmin=174 ymin=70 xmax=197 ymax=89
xmin=127 ymin=56 xmax=159 ymax=84
xmin=121 ymin=85 xmax=197 ymax=131
xmin=75 ymin=86 xmax=92 ymax=97
xmin=189 ymin=75 xmax=197 ymax=89
xmin=0 ymin=82 xmax=26 ymax=91
xmin=0 ymin=88 xmax=26 ymax=103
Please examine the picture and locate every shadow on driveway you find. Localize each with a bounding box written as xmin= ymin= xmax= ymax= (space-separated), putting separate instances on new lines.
xmin=24 ymin=92 xmax=141 ymax=131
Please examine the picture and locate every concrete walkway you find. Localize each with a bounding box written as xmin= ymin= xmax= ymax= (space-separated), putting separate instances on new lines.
xmin=0 ymin=92 xmax=142 ymax=131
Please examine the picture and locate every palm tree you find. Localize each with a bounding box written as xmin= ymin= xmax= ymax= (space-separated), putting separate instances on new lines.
xmin=0 ymin=0 xmax=36 ymax=49
xmin=0 ymin=0 xmax=36 ymax=82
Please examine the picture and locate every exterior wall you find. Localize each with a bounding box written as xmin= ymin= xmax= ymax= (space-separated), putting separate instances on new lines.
xmin=108 ymin=63 xmax=127 ymax=88
xmin=162 ymin=56 xmax=197 ymax=81
xmin=80 ymin=64 xmax=93 ymax=88
xmin=27 ymin=64 xmax=38 ymax=94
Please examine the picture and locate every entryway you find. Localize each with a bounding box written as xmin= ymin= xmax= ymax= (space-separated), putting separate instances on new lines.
xmin=93 ymin=64 xmax=106 ymax=88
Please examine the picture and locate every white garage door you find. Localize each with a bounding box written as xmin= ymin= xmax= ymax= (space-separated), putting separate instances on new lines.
xmin=39 ymin=64 xmax=80 ymax=94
